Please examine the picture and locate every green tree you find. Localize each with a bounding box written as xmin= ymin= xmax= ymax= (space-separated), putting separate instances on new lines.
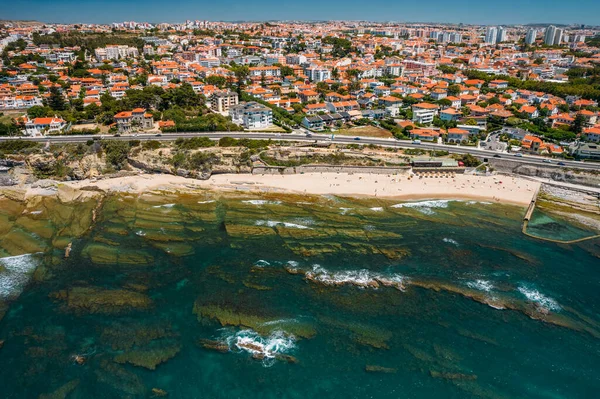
xmin=231 ymin=65 xmax=250 ymax=96
xmin=48 ymin=86 xmax=67 ymax=111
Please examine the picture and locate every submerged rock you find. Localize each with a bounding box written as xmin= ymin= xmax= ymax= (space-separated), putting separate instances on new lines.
xmin=101 ymin=323 xmax=177 ymax=351
xmin=51 ymin=287 xmax=153 ymax=315
xmin=430 ymin=370 xmax=477 ymax=381
xmin=198 ymin=339 xmax=230 ymax=353
xmin=365 ymin=365 xmax=397 ymax=373
xmin=114 ymin=342 xmax=181 ymax=370
xmin=151 ymin=388 xmax=169 ymax=397
xmin=39 ymin=379 xmax=80 ymax=399
xmin=95 ymin=359 xmax=146 ymax=396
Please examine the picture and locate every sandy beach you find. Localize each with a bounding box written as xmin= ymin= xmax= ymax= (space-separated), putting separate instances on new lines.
xmin=56 ymin=172 xmax=540 ymax=206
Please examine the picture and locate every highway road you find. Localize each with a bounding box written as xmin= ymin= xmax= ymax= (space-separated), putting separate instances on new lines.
xmin=1 ymin=131 xmax=598 ymax=171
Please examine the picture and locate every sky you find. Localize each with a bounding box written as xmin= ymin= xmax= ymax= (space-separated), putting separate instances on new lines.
xmin=4 ymin=0 xmax=600 ymax=26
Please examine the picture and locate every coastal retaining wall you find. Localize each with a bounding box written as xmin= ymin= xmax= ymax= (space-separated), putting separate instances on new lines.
xmin=252 ymin=165 xmax=412 ymax=175
xmin=488 ymin=159 xmax=600 ymax=188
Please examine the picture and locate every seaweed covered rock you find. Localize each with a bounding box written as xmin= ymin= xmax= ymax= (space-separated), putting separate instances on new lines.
xmin=50 ymin=287 xmax=153 ymax=314
xmin=114 ymin=341 xmax=181 ymax=370
xmin=193 ymin=303 xmax=316 ymax=339
xmin=38 ymin=379 xmax=80 ymax=399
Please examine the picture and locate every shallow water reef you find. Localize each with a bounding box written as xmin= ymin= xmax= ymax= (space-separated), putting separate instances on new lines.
xmin=0 ymin=187 xmax=599 ymax=398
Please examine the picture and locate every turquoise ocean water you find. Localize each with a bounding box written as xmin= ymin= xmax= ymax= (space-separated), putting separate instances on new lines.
xmin=0 ymin=193 xmax=599 ymax=398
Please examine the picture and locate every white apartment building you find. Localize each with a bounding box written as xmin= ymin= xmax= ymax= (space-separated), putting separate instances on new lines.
xmin=412 ymin=103 xmax=439 ymax=125
xmin=305 ymin=67 xmax=331 ymax=82
xmin=485 ymin=27 xmax=498 ymax=45
xmin=525 ymin=29 xmax=537 ymax=45
xmin=95 ymin=45 xmax=139 ymax=61
xmin=230 ymin=101 xmax=273 ymax=129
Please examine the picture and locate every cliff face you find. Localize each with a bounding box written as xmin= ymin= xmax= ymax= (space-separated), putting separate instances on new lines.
xmin=489 ymin=159 xmax=600 ymax=188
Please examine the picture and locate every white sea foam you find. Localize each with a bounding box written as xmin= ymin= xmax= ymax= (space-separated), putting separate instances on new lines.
xmin=370 ymin=207 xmax=384 ymax=212
xmin=254 ymin=260 xmax=271 ymax=267
xmin=27 ymin=210 xmax=43 ymax=215
xmin=224 ymin=329 xmax=296 ymax=367
xmin=518 ymin=285 xmax=561 ymax=312
xmin=286 ymin=260 xmax=299 ymax=268
xmin=339 ymin=207 xmax=353 ymax=215
xmin=259 ymin=318 xmax=298 ymax=327
xmin=443 ymin=238 xmax=459 ymax=246
xmin=152 ymin=203 xmax=176 ymax=209
xmin=242 ymin=200 xmax=281 ymax=205
xmin=0 ymin=254 xmax=40 ymax=299
xmin=466 ymin=200 xmax=493 ymax=205
xmin=135 ymin=230 xmax=146 ymax=237
xmin=256 ymin=220 xmax=311 ymax=229
xmin=466 ymin=279 xmax=494 ymax=292
xmin=391 ymin=200 xmax=452 ymax=215
xmin=305 ymin=265 xmax=405 ymax=290
xmin=197 ymin=200 xmax=215 ymax=204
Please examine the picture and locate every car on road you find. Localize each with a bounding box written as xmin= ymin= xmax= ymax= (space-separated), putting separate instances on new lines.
xmin=557 ymin=162 xmax=566 ymax=166
xmin=514 ymin=153 xmax=523 ymax=157
xmin=155 ymin=133 xmax=162 ymax=137
xmin=542 ymin=159 xmax=553 ymax=163
xmin=305 ymin=132 xmax=312 ymax=137
xmin=354 ymin=137 xmax=361 ymax=141
xmin=113 ymin=134 xmax=121 ymax=137
xmin=412 ymin=139 xmax=421 ymax=144
xmin=493 ymin=154 xmax=501 ymax=158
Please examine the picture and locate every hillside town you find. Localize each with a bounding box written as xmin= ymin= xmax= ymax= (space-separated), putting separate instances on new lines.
xmin=1 ymin=20 xmax=600 ymax=159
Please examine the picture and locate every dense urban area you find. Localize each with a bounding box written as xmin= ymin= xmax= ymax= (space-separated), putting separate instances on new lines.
xmin=1 ymin=19 xmax=600 ymax=171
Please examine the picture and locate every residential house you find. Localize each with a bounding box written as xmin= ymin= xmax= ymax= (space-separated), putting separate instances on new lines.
xmin=489 ymin=79 xmax=509 ymax=89
xmin=114 ymin=108 xmax=154 ymax=133
xmin=23 ymin=116 xmax=66 ymax=136
xmin=521 ymin=134 xmax=543 ymax=153
xmin=303 ymin=103 xmax=329 ymax=115
xmin=583 ymin=127 xmax=600 ymax=142
xmin=326 ymin=100 xmax=359 ymax=113
xmin=520 ymin=105 xmax=539 ymax=119
xmin=302 ymin=115 xmax=325 ymax=130
xmin=440 ymin=107 xmax=461 ymax=122
xmin=446 ymin=128 xmax=470 ymax=143
xmin=298 ymin=90 xmax=320 ymax=103
xmin=410 ymin=128 xmax=440 ymax=141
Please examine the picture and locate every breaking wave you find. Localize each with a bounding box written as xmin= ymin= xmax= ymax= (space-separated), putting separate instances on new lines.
xmin=466 ymin=279 xmax=494 ymax=292
xmin=443 ymin=238 xmax=459 ymax=246
xmin=390 ymin=200 xmax=452 ymax=215
xmin=152 ymin=203 xmax=176 ymax=209
xmin=223 ymin=329 xmax=296 ymax=367
xmin=518 ymin=285 xmax=561 ymax=312
xmin=0 ymin=253 xmax=40 ymax=300
xmin=242 ymin=200 xmax=281 ymax=205
xmin=304 ymin=265 xmax=405 ymax=290
xmin=254 ymin=260 xmax=271 ymax=267
xmin=256 ymin=220 xmax=311 ymax=229
xmin=197 ymin=200 xmax=215 ymax=204
xmin=370 ymin=207 xmax=384 ymax=212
